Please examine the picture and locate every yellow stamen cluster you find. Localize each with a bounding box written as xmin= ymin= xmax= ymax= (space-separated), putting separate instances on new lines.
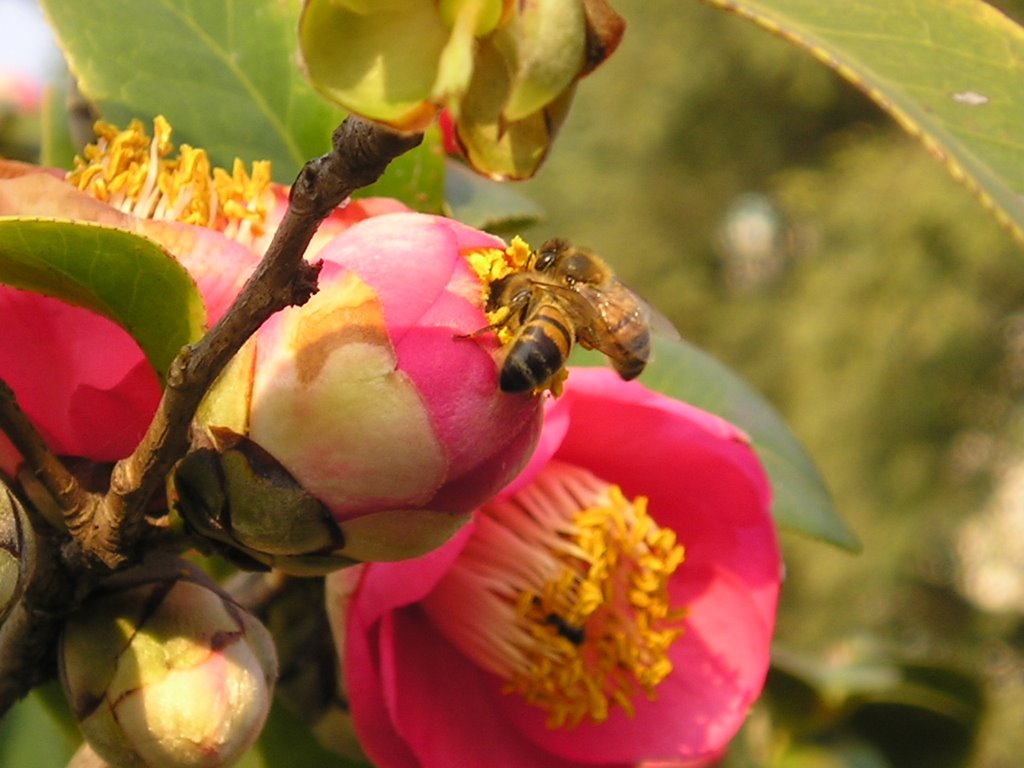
xmin=424 ymin=462 xmax=686 ymax=729
xmin=465 ymin=234 xmax=534 ymax=342
xmin=67 ymin=116 xmax=272 ymax=240
xmin=465 ymin=234 xmax=533 ymax=288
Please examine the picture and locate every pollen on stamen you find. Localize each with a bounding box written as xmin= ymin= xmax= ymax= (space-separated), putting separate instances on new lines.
xmin=465 ymin=234 xmax=534 ymax=291
xmin=67 ymin=116 xmax=272 ymax=240
xmin=421 ymin=461 xmax=687 ymax=730
xmin=464 ymin=235 xmax=534 ymax=340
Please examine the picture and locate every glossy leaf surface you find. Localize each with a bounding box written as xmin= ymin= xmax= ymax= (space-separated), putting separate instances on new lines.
xmin=0 ymin=218 xmax=205 ymax=381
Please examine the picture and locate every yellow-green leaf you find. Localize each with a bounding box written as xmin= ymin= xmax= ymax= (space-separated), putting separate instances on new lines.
xmin=702 ymin=0 xmax=1024 ymax=242
xmin=39 ymin=0 xmax=346 ymax=182
xmin=0 ymin=218 xmax=206 ymax=381
xmin=39 ymin=0 xmax=445 ymax=212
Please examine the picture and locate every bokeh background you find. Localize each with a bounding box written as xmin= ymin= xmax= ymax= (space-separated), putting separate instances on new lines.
xmin=2 ymin=0 xmax=1023 ymax=765
xmin=514 ymin=1 xmax=1024 ymax=765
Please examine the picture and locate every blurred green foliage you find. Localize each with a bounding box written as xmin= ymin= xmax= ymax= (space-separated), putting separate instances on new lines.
xmin=517 ymin=1 xmax=1024 ymax=765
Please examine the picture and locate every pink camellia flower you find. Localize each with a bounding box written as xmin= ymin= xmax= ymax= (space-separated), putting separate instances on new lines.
xmin=0 ymin=126 xmax=402 ymax=473
xmin=327 ymin=367 xmax=781 ymax=766
xmin=1 ymin=119 xmax=544 ymax=566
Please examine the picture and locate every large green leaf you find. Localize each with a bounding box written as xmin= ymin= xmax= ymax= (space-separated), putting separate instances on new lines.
xmin=701 ymin=0 xmax=1024 ymax=242
xmin=40 ymin=0 xmax=444 ymax=211
xmin=39 ymin=0 xmax=344 ymax=183
xmin=445 ymin=160 xmax=545 ymax=234
xmin=574 ymin=336 xmax=860 ymax=549
xmin=0 ymin=218 xmax=206 ymax=381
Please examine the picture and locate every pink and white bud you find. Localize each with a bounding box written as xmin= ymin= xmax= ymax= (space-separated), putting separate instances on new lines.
xmin=59 ymin=559 xmax=277 ymax=768
xmin=194 ymin=212 xmax=543 ymax=564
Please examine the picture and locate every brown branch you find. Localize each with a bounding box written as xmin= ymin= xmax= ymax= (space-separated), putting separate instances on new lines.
xmin=0 ymin=379 xmax=95 ymax=523
xmin=80 ymin=117 xmax=424 ymax=570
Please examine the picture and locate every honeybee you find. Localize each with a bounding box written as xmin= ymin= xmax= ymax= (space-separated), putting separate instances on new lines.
xmin=487 ymin=238 xmax=658 ymax=393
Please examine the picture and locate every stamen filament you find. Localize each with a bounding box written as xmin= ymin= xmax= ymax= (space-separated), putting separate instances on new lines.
xmin=67 ymin=117 xmax=272 ymax=244
xmin=423 ymin=461 xmax=687 ymax=729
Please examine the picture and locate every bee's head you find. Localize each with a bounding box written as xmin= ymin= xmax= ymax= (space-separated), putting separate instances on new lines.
xmin=536 ymin=239 xmax=604 ymax=286
xmin=533 ymin=238 xmax=570 ymax=273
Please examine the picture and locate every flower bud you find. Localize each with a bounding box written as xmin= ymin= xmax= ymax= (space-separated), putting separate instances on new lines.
xmin=0 ymin=484 xmax=34 ymax=627
xmin=298 ymin=0 xmax=625 ymax=179
xmin=192 ymin=213 xmax=543 ymax=565
xmin=59 ymin=558 xmax=277 ymax=768
xmin=500 ymin=0 xmax=586 ymax=122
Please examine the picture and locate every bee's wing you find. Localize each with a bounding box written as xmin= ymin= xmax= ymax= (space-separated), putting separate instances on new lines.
xmin=588 ymin=280 xmax=679 ymax=335
xmin=520 ymin=278 xmax=593 ymax=319
xmin=575 ymin=279 xmax=680 ymax=380
xmin=648 ymin=302 xmax=680 ymax=341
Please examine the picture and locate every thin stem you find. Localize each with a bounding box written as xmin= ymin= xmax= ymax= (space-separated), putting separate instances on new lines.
xmin=0 ymin=378 xmax=95 ymax=523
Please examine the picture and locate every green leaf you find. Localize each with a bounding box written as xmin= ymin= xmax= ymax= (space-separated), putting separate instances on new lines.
xmin=701 ymin=0 xmax=1024 ymax=242
xmin=574 ymin=335 xmax=860 ymax=549
xmin=239 ymin=699 xmax=369 ymax=768
xmin=0 ymin=218 xmax=206 ymax=381
xmin=767 ymin=647 xmax=984 ymax=768
xmin=0 ymin=687 xmax=79 ymax=766
xmin=39 ymin=0 xmax=346 ymax=182
xmin=41 ymin=0 xmax=445 ymax=210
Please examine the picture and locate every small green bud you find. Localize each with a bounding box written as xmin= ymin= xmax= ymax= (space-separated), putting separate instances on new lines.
xmin=0 ymin=484 xmax=34 ymax=627
xmin=59 ymin=558 xmax=278 ymax=768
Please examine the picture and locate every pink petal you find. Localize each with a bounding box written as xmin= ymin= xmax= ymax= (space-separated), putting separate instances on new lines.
xmin=355 ymin=524 xmax=476 ymax=619
xmin=0 ymin=167 xmax=131 ymax=226
xmin=136 ymin=219 xmax=259 ymax=324
xmin=344 ymin=530 xmax=478 ymax=768
xmin=344 ymin=611 xmax=421 ymax=768
xmin=550 ymin=369 xmax=778 ymax=617
xmin=315 ymin=213 xmax=504 ymax=333
xmin=499 ymin=393 xmax=572 ymax=498
xmin=254 ymin=190 xmax=411 ymax=261
xmin=377 ymin=608 xmax=602 ymax=768
xmin=0 ymin=286 xmax=160 ymax=461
